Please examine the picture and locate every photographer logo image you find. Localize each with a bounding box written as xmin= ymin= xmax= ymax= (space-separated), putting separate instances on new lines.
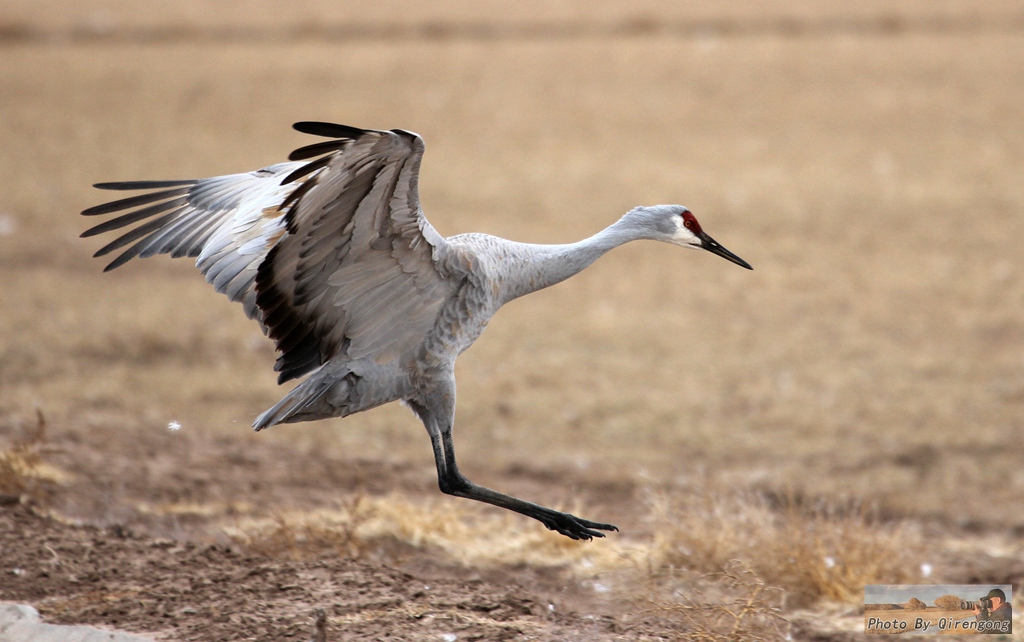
xmin=864 ymin=584 xmax=1012 ymax=635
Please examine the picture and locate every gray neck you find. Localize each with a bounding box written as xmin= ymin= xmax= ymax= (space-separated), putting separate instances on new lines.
xmin=499 ymin=217 xmax=646 ymax=304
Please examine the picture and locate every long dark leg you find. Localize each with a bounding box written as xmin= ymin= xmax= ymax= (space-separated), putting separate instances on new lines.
xmin=427 ymin=422 xmax=618 ymax=540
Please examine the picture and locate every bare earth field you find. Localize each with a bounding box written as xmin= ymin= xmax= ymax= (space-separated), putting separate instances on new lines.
xmin=1 ymin=2 xmax=1023 ymax=640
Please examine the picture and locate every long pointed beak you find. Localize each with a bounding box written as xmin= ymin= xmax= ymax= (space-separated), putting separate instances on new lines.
xmin=698 ymin=231 xmax=753 ymax=270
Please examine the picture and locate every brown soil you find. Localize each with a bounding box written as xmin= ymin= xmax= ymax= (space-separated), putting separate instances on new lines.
xmin=0 ymin=416 xmax=717 ymax=641
xmin=0 ymin=504 xmax=617 ymax=641
xmin=0 ymin=405 xmax=703 ymax=641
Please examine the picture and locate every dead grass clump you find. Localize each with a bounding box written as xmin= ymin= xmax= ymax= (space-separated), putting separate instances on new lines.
xmin=0 ymin=410 xmax=63 ymax=502
xmin=639 ymin=561 xmax=789 ymax=642
xmin=903 ymin=597 xmax=927 ymax=611
xmin=644 ymin=486 xmax=918 ymax=608
xmin=933 ymin=595 xmax=964 ymax=611
xmin=224 ymin=493 xmax=627 ymax=570
xmin=224 ymin=493 xmax=374 ymax=561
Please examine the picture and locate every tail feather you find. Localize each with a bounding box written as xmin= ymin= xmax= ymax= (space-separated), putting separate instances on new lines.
xmin=253 ymin=367 xmax=354 ymax=430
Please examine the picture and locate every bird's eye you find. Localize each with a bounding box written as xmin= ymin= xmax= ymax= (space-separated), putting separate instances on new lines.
xmin=683 ymin=219 xmax=692 ymax=228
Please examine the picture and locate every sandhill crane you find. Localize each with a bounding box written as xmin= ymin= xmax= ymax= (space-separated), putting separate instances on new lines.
xmin=81 ymin=122 xmax=752 ymax=540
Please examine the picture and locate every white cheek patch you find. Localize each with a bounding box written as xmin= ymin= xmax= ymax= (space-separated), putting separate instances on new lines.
xmin=671 ymin=218 xmax=700 ymax=246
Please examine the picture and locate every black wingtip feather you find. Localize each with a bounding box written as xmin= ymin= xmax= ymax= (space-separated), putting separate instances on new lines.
xmin=91 ymin=211 xmax=179 ymax=258
xmin=81 ymin=187 xmax=190 ymax=216
xmin=288 ymin=140 xmax=349 ymax=161
xmin=103 ymin=248 xmax=142 ymax=272
xmin=93 ymin=180 xmax=197 ymax=191
xmin=292 ymin=122 xmax=369 ymax=140
xmin=81 ymin=197 xmax=187 ymax=238
xmin=281 ymin=155 xmax=334 ymax=186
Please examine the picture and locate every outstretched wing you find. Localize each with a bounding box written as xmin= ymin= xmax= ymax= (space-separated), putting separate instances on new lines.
xmin=82 ymin=122 xmax=458 ymax=384
xmin=81 ymin=163 xmax=305 ymax=321
xmin=254 ymin=123 xmax=457 ymax=382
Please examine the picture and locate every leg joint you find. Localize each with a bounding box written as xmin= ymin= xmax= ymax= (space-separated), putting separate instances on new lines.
xmin=438 ymin=471 xmax=470 ymax=495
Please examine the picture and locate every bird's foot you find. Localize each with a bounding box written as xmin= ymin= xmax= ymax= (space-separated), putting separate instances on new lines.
xmin=537 ymin=511 xmax=618 ymax=540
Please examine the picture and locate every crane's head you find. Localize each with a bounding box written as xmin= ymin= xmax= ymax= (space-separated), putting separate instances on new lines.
xmin=628 ymin=205 xmax=752 ymax=270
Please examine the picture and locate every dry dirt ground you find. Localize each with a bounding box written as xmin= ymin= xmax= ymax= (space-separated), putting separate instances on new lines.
xmin=1 ymin=2 xmax=1024 ymax=640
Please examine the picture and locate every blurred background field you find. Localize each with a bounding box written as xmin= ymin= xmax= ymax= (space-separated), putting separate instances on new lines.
xmin=1 ymin=1 xmax=1022 ymax=639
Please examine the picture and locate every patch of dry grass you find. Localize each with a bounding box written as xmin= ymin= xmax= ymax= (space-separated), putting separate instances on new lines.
xmin=641 ymin=484 xmax=919 ymax=608
xmin=0 ymin=410 xmax=64 ymax=502
xmin=223 ymin=480 xmax=920 ymax=616
xmin=223 ymin=492 xmax=627 ymax=570
xmin=638 ymin=561 xmax=789 ymax=642
xmin=223 ymin=494 xmax=372 ymax=561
